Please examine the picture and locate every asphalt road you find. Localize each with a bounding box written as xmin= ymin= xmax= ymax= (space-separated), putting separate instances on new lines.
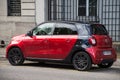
xmin=0 ymin=58 xmax=120 ymax=80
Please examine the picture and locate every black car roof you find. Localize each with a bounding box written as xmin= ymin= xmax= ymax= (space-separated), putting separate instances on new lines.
xmin=37 ymin=21 xmax=102 ymax=27
xmin=45 ymin=21 xmax=94 ymax=24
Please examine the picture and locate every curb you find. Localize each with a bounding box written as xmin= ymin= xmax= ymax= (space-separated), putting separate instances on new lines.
xmin=0 ymin=55 xmax=5 ymax=58
xmin=114 ymin=59 xmax=120 ymax=67
xmin=0 ymin=55 xmax=6 ymax=60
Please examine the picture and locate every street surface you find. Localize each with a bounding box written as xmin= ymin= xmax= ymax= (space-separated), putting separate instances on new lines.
xmin=0 ymin=58 xmax=120 ymax=80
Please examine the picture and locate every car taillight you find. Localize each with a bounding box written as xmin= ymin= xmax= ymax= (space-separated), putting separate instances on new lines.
xmin=89 ymin=37 xmax=96 ymax=46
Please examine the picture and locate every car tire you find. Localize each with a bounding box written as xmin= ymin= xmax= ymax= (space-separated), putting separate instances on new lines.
xmin=8 ymin=48 xmax=24 ymax=66
xmin=72 ymin=52 xmax=92 ymax=71
xmin=97 ymin=62 xmax=113 ymax=68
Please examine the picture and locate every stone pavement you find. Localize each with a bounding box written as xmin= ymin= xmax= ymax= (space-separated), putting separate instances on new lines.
xmin=0 ymin=47 xmax=120 ymax=67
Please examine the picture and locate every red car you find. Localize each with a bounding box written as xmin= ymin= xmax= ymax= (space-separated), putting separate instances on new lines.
xmin=6 ymin=21 xmax=117 ymax=71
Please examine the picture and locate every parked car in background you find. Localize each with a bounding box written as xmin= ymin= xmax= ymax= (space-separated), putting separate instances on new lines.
xmin=6 ymin=21 xmax=117 ymax=71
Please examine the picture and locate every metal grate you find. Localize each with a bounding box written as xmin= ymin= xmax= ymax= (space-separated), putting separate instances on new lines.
xmin=48 ymin=0 xmax=120 ymax=42
xmin=8 ymin=0 xmax=21 ymax=16
xmin=48 ymin=0 xmax=98 ymax=22
xmin=100 ymin=0 xmax=120 ymax=41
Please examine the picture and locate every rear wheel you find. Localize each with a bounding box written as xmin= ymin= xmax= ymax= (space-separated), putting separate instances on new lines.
xmin=97 ymin=62 xmax=113 ymax=68
xmin=8 ymin=48 xmax=24 ymax=66
xmin=72 ymin=52 xmax=92 ymax=71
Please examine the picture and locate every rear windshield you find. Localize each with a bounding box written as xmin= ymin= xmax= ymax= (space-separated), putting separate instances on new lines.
xmin=90 ymin=24 xmax=108 ymax=35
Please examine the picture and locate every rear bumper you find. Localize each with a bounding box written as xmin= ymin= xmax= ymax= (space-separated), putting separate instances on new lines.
xmin=100 ymin=59 xmax=114 ymax=64
xmin=86 ymin=47 xmax=117 ymax=64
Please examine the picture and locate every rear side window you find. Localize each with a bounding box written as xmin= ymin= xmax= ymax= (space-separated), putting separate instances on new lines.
xmin=53 ymin=23 xmax=78 ymax=35
xmin=91 ymin=24 xmax=108 ymax=35
xmin=76 ymin=23 xmax=90 ymax=36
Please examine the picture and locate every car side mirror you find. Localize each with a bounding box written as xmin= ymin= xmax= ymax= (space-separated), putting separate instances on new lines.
xmin=26 ymin=31 xmax=33 ymax=37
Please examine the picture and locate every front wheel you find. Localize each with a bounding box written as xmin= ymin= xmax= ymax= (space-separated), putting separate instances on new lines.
xmin=72 ymin=52 xmax=92 ymax=71
xmin=8 ymin=48 xmax=24 ymax=66
xmin=97 ymin=62 xmax=113 ymax=68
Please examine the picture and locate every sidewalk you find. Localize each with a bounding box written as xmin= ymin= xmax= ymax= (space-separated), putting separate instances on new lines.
xmin=0 ymin=47 xmax=120 ymax=67
xmin=0 ymin=48 xmax=6 ymax=58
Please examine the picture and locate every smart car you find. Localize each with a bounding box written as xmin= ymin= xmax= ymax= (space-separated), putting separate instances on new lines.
xmin=6 ymin=21 xmax=117 ymax=71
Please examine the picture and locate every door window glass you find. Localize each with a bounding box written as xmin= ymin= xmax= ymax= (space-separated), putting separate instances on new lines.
xmin=53 ymin=23 xmax=78 ymax=35
xmin=33 ymin=23 xmax=54 ymax=35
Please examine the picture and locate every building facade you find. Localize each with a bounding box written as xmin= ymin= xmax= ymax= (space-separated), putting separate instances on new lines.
xmin=0 ymin=0 xmax=35 ymax=43
xmin=0 ymin=0 xmax=120 ymax=43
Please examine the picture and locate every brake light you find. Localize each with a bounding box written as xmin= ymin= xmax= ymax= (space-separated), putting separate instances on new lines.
xmin=89 ymin=37 xmax=96 ymax=46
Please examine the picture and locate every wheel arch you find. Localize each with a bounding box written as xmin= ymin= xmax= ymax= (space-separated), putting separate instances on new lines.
xmin=6 ymin=46 xmax=24 ymax=58
xmin=64 ymin=49 xmax=93 ymax=64
xmin=71 ymin=50 xmax=93 ymax=63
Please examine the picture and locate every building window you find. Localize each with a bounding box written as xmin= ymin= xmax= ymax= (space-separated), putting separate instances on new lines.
xmin=78 ymin=0 xmax=97 ymax=16
xmin=8 ymin=0 xmax=21 ymax=16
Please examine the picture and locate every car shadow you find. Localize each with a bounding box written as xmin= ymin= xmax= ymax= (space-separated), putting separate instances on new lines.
xmin=20 ymin=61 xmax=120 ymax=73
xmin=21 ymin=61 xmax=74 ymax=70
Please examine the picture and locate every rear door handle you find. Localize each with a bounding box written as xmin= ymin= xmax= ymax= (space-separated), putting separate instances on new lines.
xmin=66 ymin=39 xmax=71 ymax=43
xmin=44 ymin=39 xmax=48 ymax=43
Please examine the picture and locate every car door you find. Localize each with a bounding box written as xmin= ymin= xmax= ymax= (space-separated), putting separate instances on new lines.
xmin=23 ymin=23 xmax=55 ymax=58
xmin=48 ymin=23 xmax=78 ymax=59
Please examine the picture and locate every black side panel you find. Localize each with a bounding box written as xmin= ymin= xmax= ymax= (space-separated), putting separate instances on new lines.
xmin=64 ymin=38 xmax=91 ymax=63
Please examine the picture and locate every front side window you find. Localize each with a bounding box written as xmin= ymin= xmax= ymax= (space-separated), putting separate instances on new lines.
xmin=8 ymin=0 xmax=21 ymax=16
xmin=78 ymin=0 xmax=97 ymax=16
xmin=53 ymin=23 xmax=78 ymax=35
xmin=33 ymin=23 xmax=54 ymax=36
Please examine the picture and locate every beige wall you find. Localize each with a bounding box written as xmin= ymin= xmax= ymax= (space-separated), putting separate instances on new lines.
xmin=36 ymin=0 xmax=48 ymax=24
xmin=0 ymin=0 xmax=49 ymax=23
xmin=0 ymin=22 xmax=35 ymax=43
xmin=21 ymin=0 xmax=35 ymax=16
xmin=0 ymin=0 xmax=7 ymax=16
xmin=0 ymin=0 xmax=36 ymax=43
xmin=0 ymin=0 xmax=48 ymax=43
xmin=0 ymin=22 xmax=15 ymax=42
xmin=0 ymin=0 xmax=35 ymax=22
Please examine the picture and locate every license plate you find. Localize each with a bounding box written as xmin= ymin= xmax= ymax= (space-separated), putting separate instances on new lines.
xmin=103 ymin=51 xmax=112 ymax=55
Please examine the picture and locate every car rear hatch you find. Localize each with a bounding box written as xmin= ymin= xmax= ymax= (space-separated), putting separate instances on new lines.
xmin=90 ymin=24 xmax=112 ymax=48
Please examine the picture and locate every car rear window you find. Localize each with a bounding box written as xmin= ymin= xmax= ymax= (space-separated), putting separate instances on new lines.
xmin=90 ymin=24 xmax=108 ymax=35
